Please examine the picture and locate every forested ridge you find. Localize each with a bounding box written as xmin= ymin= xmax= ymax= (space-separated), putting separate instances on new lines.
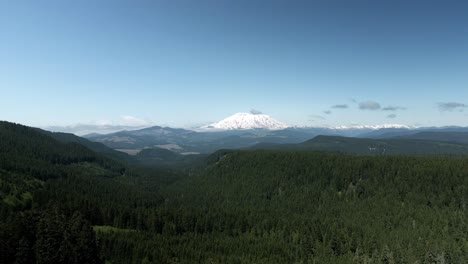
xmin=1 ymin=121 xmax=468 ymax=263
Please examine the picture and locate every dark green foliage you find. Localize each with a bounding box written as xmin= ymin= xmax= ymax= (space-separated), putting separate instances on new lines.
xmin=0 ymin=121 xmax=121 ymax=263
xmin=37 ymin=174 xmax=165 ymax=228
xmin=2 ymin=121 xmax=468 ymax=263
xmin=66 ymin=212 xmax=100 ymax=264
xmin=137 ymin=147 xmax=181 ymax=160
xmin=0 ymin=169 xmax=41 ymax=209
xmin=35 ymin=208 xmax=100 ymax=264
xmin=0 ymin=121 xmax=125 ymax=180
xmin=134 ymin=147 xmax=205 ymax=168
xmin=35 ymin=208 xmax=68 ymax=264
xmin=39 ymin=129 xmax=131 ymax=161
xmin=149 ymin=150 xmax=468 ymax=263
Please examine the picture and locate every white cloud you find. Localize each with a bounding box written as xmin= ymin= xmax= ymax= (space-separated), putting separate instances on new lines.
xmin=95 ymin=119 xmax=113 ymax=126
xmin=43 ymin=115 xmax=152 ymax=136
xmin=44 ymin=124 xmax=143 ymax=136
xmin=119 ymin=115 xmax=149 ymax=126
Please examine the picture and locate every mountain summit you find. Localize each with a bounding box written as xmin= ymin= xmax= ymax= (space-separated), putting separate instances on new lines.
xmin=202 ymin=112 xmax=289 ymax=130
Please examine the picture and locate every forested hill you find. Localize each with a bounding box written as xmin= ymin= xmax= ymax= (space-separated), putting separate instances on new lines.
xmin=2 ymin=121 xmax=468 ymax=263
xmin=252 ymin=135 xmax=468 ymax=155
xmin=37 ymin=128 xmax=131 ymax=161
xmin=0 ymin=121 xmax=126 ymax=180
xmin=394 ymin=131 xmax=468 ymax=145
xmin=156 ymin=150 xmax=468 ymax=263
xmin=0 ymin=121 xmax=146 ymax=263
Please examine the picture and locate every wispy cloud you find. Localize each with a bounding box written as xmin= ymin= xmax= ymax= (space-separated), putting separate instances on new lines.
xmin=324 ymin=110 xmax=332 ymax=115
xmin=44 ymin=124 xmax=145 ymax=136
xmin=309 ymin=115 xmax=325 ymax=121
xmin=438 ymin=102 xmax=467 ymax=112
xmin=359 ymin=100 xmax=381 ymax=110
xmin=386 ymin=114 xmax=397 ymax=119
xmin=331 ymin=104 xmax=349 ymax=109
xmin=120 ymin=115 xmax=149 ymax=126
xmin=44 ymin=115 xmax=152 ymax=135
xmin=250 ymin=109 xmax=263 ymax=115
xmin=95 ymin=119 xmax=113 ymax=126
xmin=382 ymin=106 xmax=406 ymax=111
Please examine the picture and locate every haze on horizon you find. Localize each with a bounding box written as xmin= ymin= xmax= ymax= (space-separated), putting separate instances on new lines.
xmin=1 ymin=1 xmax=468 ymax=132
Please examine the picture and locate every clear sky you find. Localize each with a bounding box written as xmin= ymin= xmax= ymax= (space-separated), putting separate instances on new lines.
xmin=1 ymin=0 xmax=468 ymax=131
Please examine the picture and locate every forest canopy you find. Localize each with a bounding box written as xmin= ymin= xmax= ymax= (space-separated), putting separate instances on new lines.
xmin=1 ymin=121 xmax=468 ymax=263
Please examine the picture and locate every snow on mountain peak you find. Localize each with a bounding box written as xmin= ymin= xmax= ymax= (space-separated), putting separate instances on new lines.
xmin=202 ymin=112 xmax=289 ymax=130
xmin=333 ymin=124 xmax=411 ymax=130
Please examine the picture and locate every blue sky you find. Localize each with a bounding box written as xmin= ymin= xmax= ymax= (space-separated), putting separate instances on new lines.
xmin=1 ymin=0 xmax=468 ymax=131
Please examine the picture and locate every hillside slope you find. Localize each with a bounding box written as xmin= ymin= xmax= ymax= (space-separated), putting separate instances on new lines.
xmin=0 ymin=121 xmax=165 ymax=263
xmin=395 ymin=131 xmax=468 ymax=144
xmin=158 ymin=150 xmax=468 ymax=262
xmin=252 ymin=135 xmax=468 ymax=155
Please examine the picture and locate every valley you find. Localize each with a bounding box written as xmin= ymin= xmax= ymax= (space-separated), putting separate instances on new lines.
xmin=2 ymin=121 xmax=468 ymax=263
xmin=81 ymin=113 xmax=468 ymax=166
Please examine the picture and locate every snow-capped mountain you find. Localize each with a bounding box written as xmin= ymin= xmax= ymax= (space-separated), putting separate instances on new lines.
xmin=202 ymin=113 xmax=289 ymax=130
xmin=333 ymin=124 xmax=412 ymax=130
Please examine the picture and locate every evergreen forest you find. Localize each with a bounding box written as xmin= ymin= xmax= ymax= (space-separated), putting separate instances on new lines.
xmin=1 ymin=121 xmax=468 ymax=263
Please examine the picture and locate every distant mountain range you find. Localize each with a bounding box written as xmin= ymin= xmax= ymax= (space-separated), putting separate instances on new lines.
xmin=10 ymin=111 xmax=439 ymax=158
xmin=85 ymin=122 xmax=468 ymax=156
xmin=394 ymin=131 xmax=468 ymax=145
xmin=251 ymin=135 xmax=468 ymax=155
xmin=3 ymin=119 xmax=468 ymax=170
xmin=85 ymin=126 xmax=315 ymax=154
